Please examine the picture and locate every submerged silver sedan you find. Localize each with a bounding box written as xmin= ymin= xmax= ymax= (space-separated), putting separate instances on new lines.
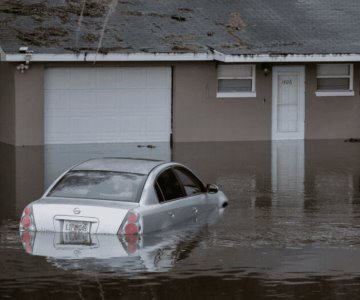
xmin=20 ymin=158 xmax=228 ymax=235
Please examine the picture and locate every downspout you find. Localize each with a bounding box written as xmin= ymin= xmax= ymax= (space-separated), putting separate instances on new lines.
xmin=0 ymin=46 xmax=6 ymax=61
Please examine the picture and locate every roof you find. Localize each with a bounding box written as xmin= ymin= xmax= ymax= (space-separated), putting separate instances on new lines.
xmin=0 ymin=0 xmax=360 ymax=60
xmin=72 ymin=158 xmax=165 ymax=175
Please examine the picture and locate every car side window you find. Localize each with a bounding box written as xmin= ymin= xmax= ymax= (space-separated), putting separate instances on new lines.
xmin=156 ymin=169 xmax=186 ymax=202
xmin=173 ymin=167 xmax=205 ymax=196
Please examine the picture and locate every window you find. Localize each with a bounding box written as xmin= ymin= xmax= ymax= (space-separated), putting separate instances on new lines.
xmin=316 ymin=64 xmax=354 ymax=96
xmin=217 ymin=64 xmax=256 ymax=98
xmin=156 ymin=169 xmax=185 ymax=202
xmin=173 ymin=167 xmax=205 ymax=196
xmin=48 ymin=171 xmax=145 ymax=202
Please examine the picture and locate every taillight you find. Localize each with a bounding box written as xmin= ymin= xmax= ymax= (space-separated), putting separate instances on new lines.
xmin=118 ymin=211 xmax=142 ymax=254
xmin=118 ymin=211 xmax=142 ymax=235
xmin=24 ymin=206 xmax=32 ymax=215
xmin=124 ymin=223 xmax=139 ymax=235
xmin=19 ymin=205 xmax=36 ymax=232
xmin=127 ymin=212 xmax=138 ymax=223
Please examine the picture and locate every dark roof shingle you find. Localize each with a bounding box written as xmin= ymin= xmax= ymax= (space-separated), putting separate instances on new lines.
xmin=1 ymin=0 xmax=359 ymax=56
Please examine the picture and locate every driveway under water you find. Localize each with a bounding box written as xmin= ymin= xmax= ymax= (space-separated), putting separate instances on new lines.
xmin=1 ymin=140 xmax=360 ymax=299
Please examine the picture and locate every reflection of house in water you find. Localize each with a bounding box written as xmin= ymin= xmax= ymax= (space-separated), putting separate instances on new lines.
xmin=173 ymin=140 xmax=360 ymax=218
xmin=271 ymin=140 xmax=305 ymax=217
xmin=0 ymin=143 xmax=16 ymax=223
xmin=44 ymin=142 xmax=171 ymax=188
xmin=0 ymin=143 xmax=43 ymax=222
xmin=304 ymin=140 xmax=360 ymax=217
xmin=1 ymin=140 xmax=360 ymax=223
xmin=2 ymin=140 xmax=360 ymax=298
xmin=172 ymin=141 xmax=271 ymax=198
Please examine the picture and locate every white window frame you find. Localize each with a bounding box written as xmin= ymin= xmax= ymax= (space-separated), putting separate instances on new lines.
xmin=217 ymin=64 xmax=256 ymax=98
xmin=315 ymin=63 xmax=354 ymax=97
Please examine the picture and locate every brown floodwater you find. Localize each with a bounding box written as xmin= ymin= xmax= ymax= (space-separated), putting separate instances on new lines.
xmin=1 ymin=140 xmax=360 ymax=299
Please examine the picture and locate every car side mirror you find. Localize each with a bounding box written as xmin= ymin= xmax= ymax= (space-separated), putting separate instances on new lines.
xmin=207 ymin=184 xmax=219 ymax=194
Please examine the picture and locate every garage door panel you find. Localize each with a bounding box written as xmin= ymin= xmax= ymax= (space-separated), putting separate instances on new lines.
xmin=145 ymin=116 xmax=170 ymax=132
xmin=69 ymin=69 xmax=96 ymax=89
xmin=70 ymin=116 xmax=95 ymax=133
xmin=44 ymin=69 xmax=69 ymax=90
xmin=118 ymin=90 xmax=147 ymax=111
xmin=144 ymin=89 xmax=171 ymax=111
xmin=120 ymin=69 xmax=147 ymax=88
xmin=69 ymin=92 xmax=97 ymax=110
xmin=120 ymin=116 xmax=144 ymax=133
xmin=146 ymin=68 xmax=171 ymax=88
xmin=45 ymin=67 xmax=171 ymax=144
xmin=95 ymin=91 xmax=120 ymax=110
xmin=95 ymin=68 xmax=122 ymax=89
xmin=45 ymin=91 xmax=69 ymax=112
xmin=94 ymin=117 xmax=119 ymax=135
xmin=45 ymin=116 xmax=68 ymax=134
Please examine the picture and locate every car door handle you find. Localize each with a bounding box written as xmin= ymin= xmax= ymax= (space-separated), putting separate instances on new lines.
xmin=168 ymin=212 xmax=175 ymax=218
xmin=192 ymin=207 xmax=198 ymax=214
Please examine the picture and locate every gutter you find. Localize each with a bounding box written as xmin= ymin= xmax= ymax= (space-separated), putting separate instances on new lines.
xmin=3 ymin=51 xmax=360 ymax=63
xmin=4 ymin=52 xmax=213 ymax=62
xmin=213 ymin=52 xmax=360 ymax=63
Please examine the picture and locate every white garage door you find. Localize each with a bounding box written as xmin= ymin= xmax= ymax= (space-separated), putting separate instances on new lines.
xmin=44 ymin=67 xmax=172 ymax=144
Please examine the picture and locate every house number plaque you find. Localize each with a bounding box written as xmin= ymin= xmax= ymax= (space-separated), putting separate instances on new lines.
xmin=281 ymin=79 xmax=293 ymax=85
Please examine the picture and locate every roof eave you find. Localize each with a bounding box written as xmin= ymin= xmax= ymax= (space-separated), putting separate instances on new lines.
xmin=3 ymin=52 xmax=360 ymax=63
xmin=3 ymin=52 xmax=213 ymax=62
xmin=213 ymin=51 xmax=360 ymax=62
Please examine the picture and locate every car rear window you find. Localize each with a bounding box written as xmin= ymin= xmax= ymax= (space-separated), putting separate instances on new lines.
xmin=48 ymin=171 xmax=146 ymax=202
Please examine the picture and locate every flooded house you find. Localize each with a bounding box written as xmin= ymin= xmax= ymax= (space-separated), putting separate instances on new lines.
xmin=1 ymin=2 xmax=360 ymax=299
xmin=0 ymin=0 xmax=359 ymax=146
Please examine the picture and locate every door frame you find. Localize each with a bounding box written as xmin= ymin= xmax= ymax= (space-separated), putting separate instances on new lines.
xmin=272 ymin=66 xmax=305 ymax=140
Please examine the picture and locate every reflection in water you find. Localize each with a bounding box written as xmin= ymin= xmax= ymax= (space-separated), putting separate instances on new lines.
xmin=44 ymin=142 xmax=171 ymax=188
xmin=19 ymin=223 xmax=211 ymax=275
xmin=0 ymin=143 xmax=44 ymax=222
xmin=1 ymin=140 xmax=360 ymax=298
xmin=271 ymin=140 xmax=304 ymax=203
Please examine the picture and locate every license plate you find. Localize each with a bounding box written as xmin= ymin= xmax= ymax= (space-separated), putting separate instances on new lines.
xmin=63 ymin=220 xmax=90 ymax=233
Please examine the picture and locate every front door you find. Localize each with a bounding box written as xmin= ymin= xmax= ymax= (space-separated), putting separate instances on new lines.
xmin=272 ymin=66 xmax=305 ymax=140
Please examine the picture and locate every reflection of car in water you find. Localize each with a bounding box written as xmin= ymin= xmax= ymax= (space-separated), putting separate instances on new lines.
xmin=19 ymin=158 xmax=228 ymax=235
xmin=20 ymin=209 xmax=225 ymax=274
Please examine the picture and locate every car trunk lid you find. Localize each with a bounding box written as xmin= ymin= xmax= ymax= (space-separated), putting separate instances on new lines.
xmin=33 ymin=197 xmax=138 ymax=234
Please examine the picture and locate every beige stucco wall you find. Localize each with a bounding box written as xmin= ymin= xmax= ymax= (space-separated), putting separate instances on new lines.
xmin=173 ymin=62 xmax=360 ymax=142
xmin=0 ymin=63 xmax=44 ymax=146
xmin=0 ymin=63 xmax=15 ymax=145
xmin=305 ymin=63 xmax=360 ymax=139
xmin=173 ymin=62 xmax=272 ymax=142
xmin=14 ymin=64 xmax=44 ymax=146
xmin=1 ymin=61 xmax=360 ymax=146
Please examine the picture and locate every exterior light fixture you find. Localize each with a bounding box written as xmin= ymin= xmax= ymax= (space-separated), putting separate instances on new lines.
xmin=17 ymin=46 xmax=33 ymax=74
xmin=262 ymin=63 xmax=271 ymax=76
xmin=16 ymin=64 xmax=29 ymax=73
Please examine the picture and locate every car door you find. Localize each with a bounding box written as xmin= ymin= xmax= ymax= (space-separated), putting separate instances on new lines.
xmin=147 ymin=167 xmax=203 ymax=231
xmin=172 ymin=167 xmax=210 ymax=220
xmin=154 ymin=168 xmax=192 ymax=228
xmin=141 ymin=167 xmax=209 ymax=233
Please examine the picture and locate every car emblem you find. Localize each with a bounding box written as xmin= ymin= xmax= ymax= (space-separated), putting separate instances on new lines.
xmin=73 ymin=207 xmax=81 ymax=215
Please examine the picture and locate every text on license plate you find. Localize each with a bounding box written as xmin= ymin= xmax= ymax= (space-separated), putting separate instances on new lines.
xmin=63 ymin=220 xmax=90 ymax=233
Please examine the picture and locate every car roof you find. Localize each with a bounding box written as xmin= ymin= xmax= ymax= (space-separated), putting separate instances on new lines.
xmin=71 ymin=158 xmax=166 ymax=175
